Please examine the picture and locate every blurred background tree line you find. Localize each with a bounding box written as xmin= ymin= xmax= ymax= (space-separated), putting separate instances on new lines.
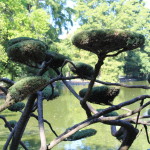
xmin=0 ymin=0 xmax=149 ymax=82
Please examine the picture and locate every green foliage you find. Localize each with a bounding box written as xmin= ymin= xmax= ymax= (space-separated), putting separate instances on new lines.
xmin=72 ymin=29 xmax=145 ymax=55
xmin=5 ymin=120 xmax=17 ymax=128
xmin=123 ymin=50 xmax=150 ymax=79
xmin=79 ymin=86 xmax=120 ymax=105
xmin=8 ymin=102 xmax=25 ymax=112
xmin=42 ymin=86 xmax=59 ymax=101
xmin=101 ymin=56 xmax=124 ymax=82
xmin=67 ymin=129 xmax=97 ymax=141
xmin=7 ymin=37 xmax=48 ymax=49
xmin=7 ymin=76 xmax=49 ymax=102
xmin=69 ymin=62 xmax=94 ymax=78
xmin=0 ymin=0 xmax=75 ymax=78
xmin=148 ymin=109 xmax=150 ymax=115
xmin=7 ymin=39 xmax=48 ymax=66
xmin=147 ymin=74 xmax=150 ymax=84
xmin=96 ymin=109 xmax=119 ymax=117
xmin=45 ymin=51 xmax=70 ymax=68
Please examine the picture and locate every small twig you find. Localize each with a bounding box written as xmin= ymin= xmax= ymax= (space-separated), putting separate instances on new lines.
xmin=37 ymin=91 xmax=47 ymax=150
xmin=106 ymin=49 xmax=127 ymax=57
xmin=93 ymin=79 xmax=150 ymax=89
xmin=60 ymin=59 xmax=78 ymax=74
xmin=30 ymin=113 xmax=58 ymax=137
xmin=143 ymin=125 xmax=150 ymax=144
xmin=93 ymin=95 xmax=150 ymax=119
xmin=106 ymin=101 xmax=150 ymax=122
xmin=135 ymin=99 xmax=144 ymax=128
xmin=38 ymin=59 xmax=52 ymax=76
xmin=54 ymin=69 xmax=82 ymax=101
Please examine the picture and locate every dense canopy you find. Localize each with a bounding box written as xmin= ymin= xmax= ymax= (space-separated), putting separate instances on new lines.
xmin=72 ymin=29 xmax=145 ymax=55
xmin=7 ymin=39 xmax=48 ymax=66
xmin=79 ymin=86 xmax=120 ymax=105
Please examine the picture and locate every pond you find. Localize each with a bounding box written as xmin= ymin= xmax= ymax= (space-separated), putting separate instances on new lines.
xmin=0 ymin=81 xmax=149 ymax=150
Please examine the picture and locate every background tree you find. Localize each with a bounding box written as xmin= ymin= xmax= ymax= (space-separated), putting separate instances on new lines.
xmin=0 ymin=0 xmax=75 ymax=79
xmin=56 ymin=0 xmax=150 ymax=81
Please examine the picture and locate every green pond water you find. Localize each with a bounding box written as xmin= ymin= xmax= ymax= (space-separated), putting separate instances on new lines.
xmin=0 ymin=81 xmax=149 ymax=150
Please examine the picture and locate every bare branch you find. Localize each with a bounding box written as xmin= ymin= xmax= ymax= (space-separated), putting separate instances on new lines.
xmin=0 ymin=78 xmax=14 ymax=85
xmin=93 ymin=79 xmax=150 ymax=89
xmin=144 ymin=125 xmax=150 ymax=144
xmin=30 ymin=113 xmax=58 ymax=137
xmin=0 ymin=86 xmax=7 ymax=95
xmin=106 ymin=49 xmax=128 ymax=57
xmin=37 ymin=91 xmax=47 ymax=150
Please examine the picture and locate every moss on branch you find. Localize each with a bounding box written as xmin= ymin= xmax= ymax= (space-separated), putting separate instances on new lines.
xmin=6 ymin=76 xmax=49 ymax=102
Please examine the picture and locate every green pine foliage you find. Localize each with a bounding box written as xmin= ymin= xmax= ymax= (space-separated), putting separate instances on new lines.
xmin=45 ymin=51 xmax=70 ymax=68
xmin=69 ymin=62 xmax=94 ymax=78
xmin=79 ymin=86 xmax=120 ymax=105
xmin=42 ymin=86 xmax=59 ymax=101
xmin=148 ymin=109 xmax=150 ymax=115
xmin=7 ymin=39 xmax=48 ymax=66
xmin=7 ymin=76 xmax=49 ymax=102
xmin=96 ymin=109 xmax=119 ymax=117
xmin=7 ymin=37 xmax=48 ymax=49
xmin=72 ymin=29 xmax=145 ymax=55
xmin=8 ymin=102 xmax=25 ymax=112
xmin=67 ymin=129 xmax=97 ymax=141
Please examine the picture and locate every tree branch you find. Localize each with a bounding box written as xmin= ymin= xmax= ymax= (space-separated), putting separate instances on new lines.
xmin=10 ymin=94 xmax=37 ymax=150
xmin=93 ymin=79 xmax=150 ymax=89
xmin=37 ymin=91 xmax=47 ymax=150
xmin=81 ymin=59 xmax=104 ymax=117
xmin=0 ymin=78 xmax=14 ymax=85
xmin=0 ymin=86 xmax=7 ymax=95
xmin=30 ymin=113 xmax=58 ymax=137
xmin=0 ymin=115 xmax=28 ymax=150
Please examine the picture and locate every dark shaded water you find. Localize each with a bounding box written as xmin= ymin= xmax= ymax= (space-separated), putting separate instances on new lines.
xmin=0 ymin=81 xmax=149 ymax=150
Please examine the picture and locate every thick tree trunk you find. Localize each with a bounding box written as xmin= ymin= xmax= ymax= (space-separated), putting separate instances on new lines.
xmin=9 ymin=94 xmax=37 ymax=150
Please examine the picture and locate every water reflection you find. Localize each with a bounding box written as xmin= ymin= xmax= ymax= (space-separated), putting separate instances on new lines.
xmin=0 ymin=81 xmax=149 ymax=150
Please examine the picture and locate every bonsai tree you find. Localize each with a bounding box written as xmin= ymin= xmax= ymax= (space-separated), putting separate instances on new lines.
xmin=0 ymin=29 xmax=149 ymax=150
